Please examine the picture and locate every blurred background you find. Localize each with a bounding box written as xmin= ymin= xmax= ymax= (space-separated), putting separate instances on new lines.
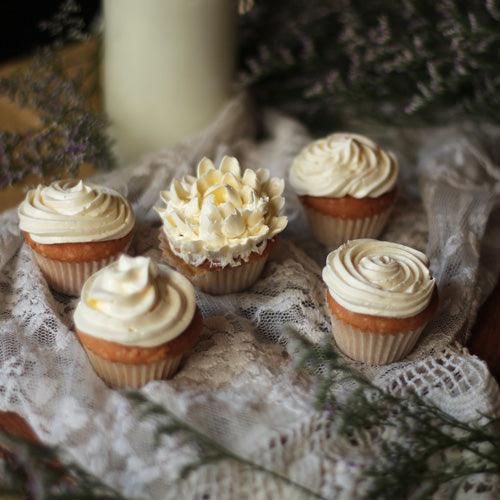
xmin=1 ymin=0 xmax=499 ymax=209
xmin=0 ymin=1 xmax=99 ymax=62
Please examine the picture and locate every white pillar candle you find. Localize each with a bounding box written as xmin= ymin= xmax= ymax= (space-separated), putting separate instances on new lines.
xmin=103 ymin=0 xmax=237 ymax=163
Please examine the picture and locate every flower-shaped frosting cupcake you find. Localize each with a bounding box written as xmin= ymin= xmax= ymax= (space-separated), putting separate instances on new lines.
xmin=156 ymin=156 xmax=287 ymax=294
xmin=18 ymin=179 xmax=135 ymax=295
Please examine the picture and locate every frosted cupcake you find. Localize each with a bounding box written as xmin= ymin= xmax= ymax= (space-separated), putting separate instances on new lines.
xmin=18 ymin=179 xmax=135 ymax=296
xmin=74 ymin=255 xmax=203 ymax=388
xmin=323 ymin=239 xmax=438 ymax=365
xmin=289 ymin=133 xmax=398 ymax=248
xmin=156 ymin=156 xmax=287 ymax=294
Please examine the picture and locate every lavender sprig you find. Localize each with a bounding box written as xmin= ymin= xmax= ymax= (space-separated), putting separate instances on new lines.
xmin=0 ymin=1 xmax=112 ymax=189
xmin=239 ymin=0 xmax=500 ymax=130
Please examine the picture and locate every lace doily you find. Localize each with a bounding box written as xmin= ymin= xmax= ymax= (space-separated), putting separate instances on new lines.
xmin=0 ymin=99 xmax=499 ymax=498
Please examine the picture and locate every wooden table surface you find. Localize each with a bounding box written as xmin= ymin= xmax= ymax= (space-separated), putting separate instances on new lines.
xmin=0 ymin=43 xmax=498 ymax=386
xmin=468 ymin=283 xmax=500 ymax=381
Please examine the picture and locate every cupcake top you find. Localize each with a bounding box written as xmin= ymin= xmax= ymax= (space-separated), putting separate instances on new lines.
xmin=18 ymin=179 xmax=135 ymax=244
xmin=323 ymin=239 xmax=435 ymax=318
xmin=74 ymin=255 xmax=196 ymax=347
xmin=289 ymin=133 xmax=398 ymax=198
xmin=156 ymin=156 xmax=288 ymax=267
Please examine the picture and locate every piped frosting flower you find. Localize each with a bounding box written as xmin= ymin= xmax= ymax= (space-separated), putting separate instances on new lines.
xmin=289 ymin=133 xmax=398 ymax=198
xmin=74 ymin=255 xmax=196 ymax=347
xmin=18 ymin=179 xmax=135 ymax=244
xmin=156 ymin=156 xmax=287 ymax=267
xmin=323 ymin=239 xmax=435 ymax=318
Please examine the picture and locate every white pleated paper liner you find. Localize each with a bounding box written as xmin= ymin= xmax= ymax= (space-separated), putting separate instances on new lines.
xmin=84 ymin=349 xmax=184 ymax=389
xmin=159 ymin=231 xmax=269 ymax=294
xmin=31 ymin=250 xmax=128 ymax=297
xmin=303 ymin=205 xmax=393 ymax=249
xmin=329 ymin=311 xmax=427 ymax=365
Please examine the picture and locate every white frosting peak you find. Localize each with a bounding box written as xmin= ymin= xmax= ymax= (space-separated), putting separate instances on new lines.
xmin=18 ymin=179 xmax=135 ymax=244
xmin=322 ymin=239 xmax=435 ymax=318
xmin=156 ymin=156 xmax=287 ymax=267
xmin=74 ymin=255 xmax=196 ymax=347
xmin=289 ymin=133 xmax=398 ymax=198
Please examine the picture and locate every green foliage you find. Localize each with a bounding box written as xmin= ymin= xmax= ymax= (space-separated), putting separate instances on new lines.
xmin=1 ymin=331 xmax=499 ymax=498
xmin=239 ymin=0 xmax=500 ymax=131
xmin=125 ymin=390 xmax=325 ymax=498
xmin=289 ymin=327 xmax=500 ymax=499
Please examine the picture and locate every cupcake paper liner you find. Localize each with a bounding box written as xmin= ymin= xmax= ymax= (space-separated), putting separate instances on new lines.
xmin=31 ymin=241 xmax=131 ymax=297
xmin=159 ymin=232 xmax=269 ymax=294
xmin=329 ymin=311 xmax=426 ymax=365
xmin=303 ymin=205 xmax=393 ymax=249
xmin=190 ymin=256 xmax=269 ymax=294
xmin=83 ymin=349 xmax=184 ymax=389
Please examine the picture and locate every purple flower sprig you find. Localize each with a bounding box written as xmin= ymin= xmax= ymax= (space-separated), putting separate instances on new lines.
xmin=239 ymin=0 xmax=500 ymax=130
xmin=0 ymin=2 xmax=114 ymax=190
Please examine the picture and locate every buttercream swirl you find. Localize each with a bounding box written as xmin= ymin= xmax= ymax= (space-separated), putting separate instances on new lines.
xmin=289 ymin=133 xmax=398 ymax=198
xmin=322 ymin=239 xmax=435 ymax=318
xmin=18 ymin=179 xmax=135 ymax=244
xmin=74 ymin=255 xmax=196 ymax=347
xmin=156 ymin=156 xmax=288 ymax=267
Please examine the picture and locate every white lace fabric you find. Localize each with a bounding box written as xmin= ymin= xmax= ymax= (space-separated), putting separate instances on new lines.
xmin=0 ymin=100 xmax=500 ymax=498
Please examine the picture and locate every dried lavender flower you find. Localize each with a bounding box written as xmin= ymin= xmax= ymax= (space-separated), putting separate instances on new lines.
xmin=0 ymin=1 xmax=113 ymax=189
xmin=239 ymin=0 xmax=500 ymax=130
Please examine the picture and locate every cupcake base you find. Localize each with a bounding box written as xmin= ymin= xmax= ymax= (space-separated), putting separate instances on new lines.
xmin=303 ymin=205 xmax=393 ymax=249
xmin=76 ymin=308 xmax=204 ymax=388
xmin=24 ymin=231 xmax=133 ymax=296
xmin=189 ymin=257 xmax=268 ymax=294
xmin=326 ymin=290 xmax=438 ymax=365
xmin=84 ymin=350 xmax=183 ymax=389
xmin=329 ymin=312 xmax=425 ymax=365
xmin=299 ymin=190 xmax=396 ymax=249
xmin=159 ymin=231 xmax=275 ymax=294
xmin=31 ymin=253 xmax=125 ymax=296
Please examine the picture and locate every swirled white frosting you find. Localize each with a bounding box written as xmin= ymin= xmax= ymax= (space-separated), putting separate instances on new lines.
xmin=18 ymin=179 xmax=135 ymax=244
xmin=74 ymin=255 xmax=196 ymax=347
xmin=156 ymin=156 xmax=288 ymax=267
xmin=322 ymin=239 xmax=435 ymax=318
xmin=289 ymin=133 xmax=398 ymax=198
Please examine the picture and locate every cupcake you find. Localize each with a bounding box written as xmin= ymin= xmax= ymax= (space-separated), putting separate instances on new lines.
xmin=74 ymin=255 xmax=203 ymax=388
xmin=156 ymin=156 xmax=287 ymax=294
xmin=289 ymin=133 xmax=398 ymax=248
xmin=18 ymin=179 xmax=135 ymax=296
xmin=322 ymin=239 xmax=438 ymax=365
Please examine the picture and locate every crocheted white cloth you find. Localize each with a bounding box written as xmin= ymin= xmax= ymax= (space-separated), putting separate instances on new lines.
xmin=0 ymin=97 xmax=499 ymax=498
